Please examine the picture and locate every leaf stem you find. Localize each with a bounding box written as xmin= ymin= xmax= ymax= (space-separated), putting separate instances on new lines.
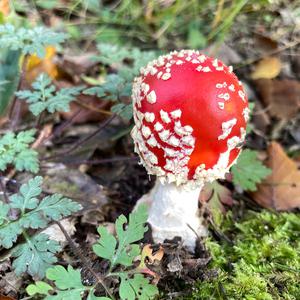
xmin=55 ymin=221 xmax=116 ymax=300
xmin=0 ymin=173 xmax=10 ymax=204
xmin=9 ymin=55 xmax=29 ymax=130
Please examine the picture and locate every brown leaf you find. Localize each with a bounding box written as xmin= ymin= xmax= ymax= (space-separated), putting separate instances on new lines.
xmin=0 ymin=0 xmax=10 ymax=16
xmin=59 ymin=53 xmax=98 ymax=76
xmin=254 ymin=33 xmax=278 ymax=53
xmin=251 ymin=57 xmax=282 ymax=80
xmin=255 ymin=79 xmax=300 ymax=119
xmin=137 ymin=244 xmax=164 ymax=284
xmin=0 ymin=295 xmax=15 ymax=300
xmin=252 ymin=142 xmax=300 ymax=210
xmin=200 ymin=182 xmax=233 ymax=227
xmin=200 ymin=182 xmax=233 ymax=207
xmin=140 ymin=244 xmax=164 ymax=265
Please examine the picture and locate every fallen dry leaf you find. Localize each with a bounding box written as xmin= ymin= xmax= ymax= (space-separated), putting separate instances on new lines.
xmin=42 ymin=218 xmax=76 ymax=244
xmin=137 ymin=244 xmax=164 ymax=284
xmin=252 ymin=142 xmax=300 ymax=210
xmin=0 ymin=0 xmax=10 ymax=16
xmin=26 ymin=46 xmax=60 ymax=82
xmin=0 ymin=295 xmax=15 ymax=300
xmin=140 ymin=244 xmax=164 ymax=265
xmin=251 ymin=57 xmax=282 ymax=80
xmin=58 ymin=53 xmax=98 ymax=77
xmin=200 ymin=182 xmax=233 ymax=207
xmin=255 ymin=79 xmax=300 ymax=119
xmin=200 ymin=182 xmax=233 ymax=227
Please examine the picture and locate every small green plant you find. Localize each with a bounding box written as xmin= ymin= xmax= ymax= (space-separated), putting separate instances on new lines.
xmin=231 ymin=149 xmax=271 ymax=191
xmin=26 ymin=204 xmax=159 ymax=299
xmin=187 ymin=210 xmax=300 ymax=300
xmin=0 ymin=24 xmax=67 ymax=58
xmin=84 ymin=44 xmax=157 ymax=120
xmin=0 ymin=129 xmax=39 ymax=173
xmin=0 ymin=176 xmax=81 ymax=278
xmin=16 ymin=73 xmax=84 ymax=116
xmin=0 ymin=23 xmax=67 ymax=115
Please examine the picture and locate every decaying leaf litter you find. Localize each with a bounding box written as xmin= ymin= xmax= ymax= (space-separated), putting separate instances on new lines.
xmin=0 ymin=0 xmax=300 ymax=299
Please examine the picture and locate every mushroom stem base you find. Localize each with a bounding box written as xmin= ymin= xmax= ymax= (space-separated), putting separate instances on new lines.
xmin=136 ymin=180 xmax=207 ymax=251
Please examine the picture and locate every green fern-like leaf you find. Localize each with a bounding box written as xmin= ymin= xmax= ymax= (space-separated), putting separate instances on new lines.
xmin=93 ymin=204 xmax=148 ymax=268
xmin=27 ymin=265 xmax=112 ymax=300
xmin=12 ymin=233 xmax=61 ymax=278
xmin=27 ymin=265 xmax=85 ymax=299
xmin=26 ymin=205 xmax=158 ymax=299
xmin=16 ymin=73 xmax=83 ymax=116
xmin=0 ymin=129 xmax=39 ymax=173
xmin=84 ymin=44 xmax=157 ymax=120
xmin=119 ymin=273 xmax=158 ymax=300
xmin=231 ymin=149 xmax=272 ymax=191
xmin=0 ymin=176 xmax=81 ymax=277
xmin=0 ymin=24 xmax=67 ymax=58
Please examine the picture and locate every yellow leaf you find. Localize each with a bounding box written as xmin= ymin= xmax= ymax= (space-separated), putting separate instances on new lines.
xmin=26 ymin=46 xmax=59 ymax=83
xmin=0 ymin=0 xmax=10 ymax=16
xmin=251 ymin=57 xmax=282 ymax=80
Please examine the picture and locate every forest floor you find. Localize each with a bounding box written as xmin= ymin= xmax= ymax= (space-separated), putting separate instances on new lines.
xmin=0 ymin=1 xmax=299 ymax=299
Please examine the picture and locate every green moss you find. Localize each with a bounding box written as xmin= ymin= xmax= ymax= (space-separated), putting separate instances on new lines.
xmin=186 ymin=211 xmax=300 ymax=300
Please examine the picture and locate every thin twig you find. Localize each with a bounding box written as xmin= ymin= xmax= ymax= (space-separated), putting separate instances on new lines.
xmin=55 ymin=221 xmax=115 ymax=300
xmin=42 ymin=114 xmax=117 ymax=161
xmin=0 ymin=174 xmax=10 ymax=204
xmin=74 ymin=99 xmax=112 ymax=115
xmin=9 ymin=55 xmax=29 ymax=131
xmin=57 ymin=156 xmax=138 ymax=165
xmin=43 ymin=108 xmax=83 ymax=144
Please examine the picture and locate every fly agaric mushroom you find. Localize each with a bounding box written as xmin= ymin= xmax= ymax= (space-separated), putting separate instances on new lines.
xmin=131 ymin=50 xmax=249 ymax=251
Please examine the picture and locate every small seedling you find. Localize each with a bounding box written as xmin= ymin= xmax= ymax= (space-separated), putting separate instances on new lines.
xmin=0 ymin=129 xmax=39 ymax=173
xmin=16 ymin=73 xmax=84 ymax=116
xmin=0 ymin=24 xmax=67 ymax=58
xmin=26 ymin=204 xmax=159 ymax=299
xmin=231 ymin=149 xmax=271 ymax=191
xmin=84 ymin=44 xmax=157 ymax=120
xmin=0 ymin=176 xmax=81 ymax=278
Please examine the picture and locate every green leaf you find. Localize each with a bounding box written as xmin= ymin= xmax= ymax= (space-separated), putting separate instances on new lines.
xmin=0 ymin=50 xmax=21 ymax=115
xmin=0 ymin=176 xmax=81 ymax=254
xmin=119 ymin=273 xmax=158 ymax=300
xmin=231 ymin=149 xmax=272 ymax=191
xmin=187 ymin=20 xmax=207 ymax=49
xmin=26 ymin=281 xmax=53 ymax=296
xmin=20 ymin=194 xmax=81 ymax=229
xmin=0 ymin=129 xmax=39 ymax=173
xmin=111 ymin=103 xmax=133 ymax=120
xmin=46 ymin=265 xmax=84 ymax=290
xmin=114 ymin=204 xmax=148 ymax=267
xmin=93 ymin=204 xmax=148 ymax=268
xmin=35 ymin=193 xmax=82 ymax=221
xmin=10 ymin=176 xmax=42 ymax=212
xmin=84 ymin=44 xmax=156 ymax=121
xmin=87 ymin=290 xmax=112 ymax=300
xmin=0 ymin=24 xmax=67 ymax=58
xmin=84 ymin=74 xmax=126 ymax=101
xmin=12 ymin=233 xmax=61 ymax=278
xmin=16 ymin=73 xmax=83 ymax=116
xmin=93 ymin=226 xmax=117 ymax=262
xmin=26 ymin=265 xmax=111 ymax=300
xmin=0 ymin=202 xmax=10 ymax=225
xmin=0 ymin=221 xmax=22 ymax=248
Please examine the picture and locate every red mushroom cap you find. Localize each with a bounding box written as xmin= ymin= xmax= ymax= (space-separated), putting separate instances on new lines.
xmin=131 ymin=50 xmax=249 ymax=187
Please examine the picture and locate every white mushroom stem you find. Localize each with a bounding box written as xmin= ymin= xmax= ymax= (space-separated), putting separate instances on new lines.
xmin=137 ymin=180 xmax=207 ymax=251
